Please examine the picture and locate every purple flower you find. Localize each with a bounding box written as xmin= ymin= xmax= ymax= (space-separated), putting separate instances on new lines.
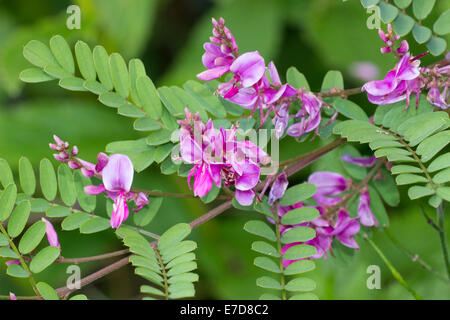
xmin=268 ymin=172 xmax=288 ymax=205
xmin=5 ymin=260 xmax=20 ymax=266
xmin=362 ymin=52 xmax=422 ymax=108
xmin=85 ymin=154 xmax=149 ymax=229
xmin=177 ymin=109 xmax=270 ymax=205
xmin=341 ymin=154 xmax=376 ymax=167
xmin=308 ymin=171 xmax=349 ymax=206
xmin=358 ymin=189 xmax=378 ymax=227
xmin=331 ymin=210 xmax=360 ymax=249
xmin=427 ymin=86 xmax=449 ymax=110
xmin=10 ymin=292 xmax=17 ymax=300
xmin=41 ymin=217 xmax=60 ymax=249
xmin=286 ymin=92 xmax=322 ymax=139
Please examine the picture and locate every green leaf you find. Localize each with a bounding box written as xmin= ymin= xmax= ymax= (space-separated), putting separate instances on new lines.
xmin=167 ymin=272 xmax=199 ymax=284
xmin=433 ymin=9 xmax=450 ymax=35
xmin=99 ymin=92 xmax=126 ymax=108
xmin=391 ymin=165 xmax=423 ymax=175
xmin=0 ymin=247 xmax=19 ymax=258
xmin=73 ymin=172 xmax=96 ymax=213
xmin=166 ymin=261 xmax=197 ymax=277
xmin=46 ymin=205 xmax=71 ymax=218
xmin=18 ymin=157 xmax=36 ymax=196
xmin=129 ymin=59 xmax=147 ymax=106
xmin=283 ymin=244 xmax=317 ymax=260
xmin=40 ymin=158 xmax=57 ymax=201
xmin=146 ymin=129 xmax=173 ymax=146
xmin=254 ymin=256 xmax=281 ymax=273
xmin=395 ymin=173 xmax=428 ymax=185
xmin=93 ymin=45 xmax=113 ymax=90
xmin=331 ymin=98 xmax=368 ymax=121
xmin=30 ymin=199 xmax=50 ymax=213
xmin=133 ymin=196 xmax=163 ymax=227
xmin=83 ymin=80 xmax=107 ymax=94
xmin=183 ymin=80 xmax=227 ymax=118
xmin=7 ymin=200 xmax=31 ymax=238
xmin=134 ymin=117 xmax=161 ymax=132
xmin=7 ymin=264 xmax=29 ymax=278
xmin=58 ymin=165 xmax=77 ymax=206
xmin=378 ymin=2 xmax=399 ymax=23
xmin=244 ymin=220 xmax=276 ymax=242
xmin=394 ymin=0 xmax=412 ymax=9
xmin=23 ymin=40 xmax=58 ymax=68
xmin=170 ymin=86 xmax=209 ymax=121
xmin=49 ymin=35 xmax=74 ymax=74
xmin=436 ymin=187 xmax=450 ymax=201
xmin=281 ymin=226 xmax=316 ymax=244
xmin=373 ymin=169 xmax=400 ymax=206
xmin=61 ymin=211 xmax=91 ymax=230
xmin=109 ymin=53 xmax=130 ymax=98
xmin=259 ymin=293 xmax=281 ymax=300
xmin=361 ymin=0 xmax=381 ymax=8
xmin=59 ymin=77 xmax=87 ymax=91
xmin=280 ymin=183 xmax=316 ymax=206
xmin=433 ymin=168 xmax=450 ymax=184
xmin=428 ymin=195 xmax=442 ymax=208
xmin=0 ymin=184 xmax=17 ymax=221
xmin=157 ymin=86 xmax=186 ymax=118
xmin=321 ymin=70 xmax=343 ymax=92
xmin=158 ymin=223 xmax=191 ymax=252
xmin=30 ymin=246 xmax=60 ymax=273
xmin=69 ymin=294 xmax=88 ymax=300
xmin=43 ymin=65 xmax=72 ymax=79
xmin=368 ymin=186 xmax=389 ymax=227
xmin=79 ymin=217 xmax=110 ymax=234
xmin=416 ymin=130 xmax=450 ymax=162
xmin=19 ymin=68 xmax=55 ymax=83
xmin=251 ymin=241 xmax=280 ymax=257
xmin=428 ymin=153 xmax=450 ymax=172
xmin=166 ymin=252 xmax=196 ymax=269
xmin=284 ymin=260 xmax=315 ymax=276
xmin=256 ymin=276 xmax=282 ymax=290
xmin=426 ymin=37 xmax=447 ymax=56
xmin=413 ymin=24 xmax=432 ymax=44
xmin=408 ymin=185 xmax=435 ymax=199
xmin=412 ymin=0 xmax=435 ymax=20
xmin=286 ymin=67 xmax=310 ymax=90
xmin=0 ymin=233 xmax=8 ymax=246
xmin=36 ymin=282 xmax=59 ymax=300
xmin=0 ymin=159 xmax=14 ymax=188
xmin=281 ymin=207 xmax=319 ymax=225
xmin=154 ymin=143 xmax=174 ymax=163
xmin=136 ymin=75 xmax=163 ymax=119
xmin=74 ymin=41 xmax=96 ymax=81
xmin=393 ymin=13 xmax=415 ymax=36
xmin=18 ymin=220 xmax=46 ymax=254
xmin=118 ymin=103 xmax=146 ymax=118
xmin=141 ymin=285 xmax=165 ymax=297
xmin=201 ymin=185 xmax=220 ymax=204
xmin=285 ymin=277 xmax=316 ymax=292
xmin=289 ymin=293 xmax=319 ymax=300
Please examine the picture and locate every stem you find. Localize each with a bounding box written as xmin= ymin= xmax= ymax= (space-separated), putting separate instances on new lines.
xmin=365 ymin=235 xmax=423 ymax=300
xmin=384 ymin=228 xmax=450 ymax=284
xmin=154 ymin=248 xmax=169 ymax=300
xmin=437 ymin=203 xmax=450 ymax=279
xmin=318 ymin=87 xmax=362 ymax=98
xmin=274 ymin=203 xmax=287 ymax=300
xmin=0 ymin=224 xmax=41 ymax=297
xmin=56 ymin=249 xmax=130 ymax=264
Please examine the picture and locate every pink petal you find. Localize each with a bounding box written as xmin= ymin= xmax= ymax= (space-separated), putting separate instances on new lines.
xmin=230 ymin=51 xmax=266 ymax=87
xmin=235 ymin=189 xmax=255 ymax=206
xmin=41 ymin=217 xmax=60 ymax=249
xmin=102 ymin=154 xmax=134 ymax=193
xmin=197 ymin=65 xmax=230 ymax=81
xmin=84 ymin=184 xmax=106 ymax=195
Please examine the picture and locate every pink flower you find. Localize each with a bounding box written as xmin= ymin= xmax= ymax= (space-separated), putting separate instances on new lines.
xmin=358 ymin=189 xmax=378 ymax=227
xmin=5 ymin=260 xmax=20 ymax=266
xmin=427 ymin=86 xmax=449 ymax=110
xmin=268 ymin=172 xmax=288 ymax=205
xmin=331 ymin=210 xmax=360 ymax=249
xmin=178 ymin=109 xmax=270 ymax=205
xmin=85 ymin=154 xmax=149 ymax=229
xmin=41 ymin=217 xmax=60 ymax=249
xmin=286 ymin=92 xmax=322 ymax=139
xmin=341 ymin=154 xmax=376 ymax=167
xmin=362 ymin=52 xmax=422 ymax=108
xmin=308 ymin=171 xmax=349 ymax=206
xmin=10 ymin=292 xmax=17 ymax=300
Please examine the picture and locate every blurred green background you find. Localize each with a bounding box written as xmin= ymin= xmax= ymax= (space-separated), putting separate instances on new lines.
xmin=0 ymin=0 xmax=449 ymax=299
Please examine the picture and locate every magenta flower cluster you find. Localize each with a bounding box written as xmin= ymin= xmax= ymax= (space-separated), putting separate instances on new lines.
xmin=50 ymin=135 xmax=149 ymax=229
xmin=177 ymin=109 xmax=270 ymax=205
xmin=268 ymin=167 xmax=379 ymax=267
xmin=197 ymin=17 xmax=323 ymax=140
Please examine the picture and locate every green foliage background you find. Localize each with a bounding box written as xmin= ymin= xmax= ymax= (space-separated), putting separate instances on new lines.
xmin=0 ymin=0 xmax=449 ymax=299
